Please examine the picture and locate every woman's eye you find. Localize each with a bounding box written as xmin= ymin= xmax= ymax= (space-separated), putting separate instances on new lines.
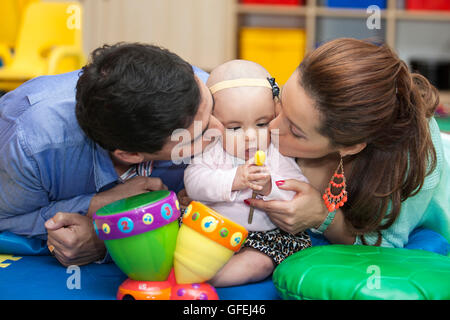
xmin=256 ymin=123 xmax=269 ymax=128
xmin=290 ymin=126 xmax=305 ymax=139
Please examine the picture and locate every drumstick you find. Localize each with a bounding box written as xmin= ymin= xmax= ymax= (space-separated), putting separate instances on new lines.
xmin=248 ymin=150 xmax=266 ymax=224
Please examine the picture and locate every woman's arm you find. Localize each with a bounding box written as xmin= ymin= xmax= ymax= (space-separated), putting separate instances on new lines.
xmin=246 ymin=179 xmax=355 ymax=244
xmin=323 ymin=208 xmax=356 ymax=245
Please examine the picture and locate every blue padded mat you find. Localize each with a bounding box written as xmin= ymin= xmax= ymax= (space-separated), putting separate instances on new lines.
xmin=0 ymin=254 xmax=279 ymax=300
xmin=1 ymin=227 xmax=448 ymax=300
xmin=1 ymin=132 xmax=448 ymax=299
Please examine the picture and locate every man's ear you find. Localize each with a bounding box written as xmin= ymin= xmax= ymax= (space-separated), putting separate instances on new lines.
xmin=112 ymin=149 xmax=145 ymax=164
xmin=339 ymin=142 xmax=367 ymax=157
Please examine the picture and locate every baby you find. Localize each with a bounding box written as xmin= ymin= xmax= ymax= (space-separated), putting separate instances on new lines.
xmin=184 ymin=60 xmax=311 ymax=287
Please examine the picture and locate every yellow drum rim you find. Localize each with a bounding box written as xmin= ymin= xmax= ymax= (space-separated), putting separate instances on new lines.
xmin=182 ymin=201 xmax=248 ymax=252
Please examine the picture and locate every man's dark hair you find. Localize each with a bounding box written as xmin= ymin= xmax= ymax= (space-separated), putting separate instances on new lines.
xmin=75 ymin=43 xmax=200 ymax=153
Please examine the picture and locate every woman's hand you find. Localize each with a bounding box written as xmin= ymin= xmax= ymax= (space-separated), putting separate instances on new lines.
xmin=245 ymin=179 xmax=327 ymax=234
xmin=246 ymin=179 xmax=356 ymax=244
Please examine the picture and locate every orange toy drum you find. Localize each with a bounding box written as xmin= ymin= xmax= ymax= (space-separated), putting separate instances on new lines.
xmin=174 ymin=201 xmax=248 ymax=284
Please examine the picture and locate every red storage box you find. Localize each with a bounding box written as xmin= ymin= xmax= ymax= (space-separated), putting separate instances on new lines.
xmin=406 ymin=0 xmax=450 ymax=11
xmin=241 ymin=0 xmax=303 ymax=5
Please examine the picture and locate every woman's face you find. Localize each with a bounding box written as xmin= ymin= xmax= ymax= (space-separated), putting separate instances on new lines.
xmin=270 ymin=70 xmax=334 ymax=159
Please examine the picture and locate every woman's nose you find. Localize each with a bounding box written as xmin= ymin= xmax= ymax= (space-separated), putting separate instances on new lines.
xmin=269 ymin=112 xmax=285 ymax=136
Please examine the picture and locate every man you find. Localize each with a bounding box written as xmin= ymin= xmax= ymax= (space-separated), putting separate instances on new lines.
xmin=0 ymin=43 xmax=222 ymax=266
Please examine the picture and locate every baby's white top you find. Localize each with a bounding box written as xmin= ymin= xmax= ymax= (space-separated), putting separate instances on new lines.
xmin=184 ymin=140 xmax=308 ymax=231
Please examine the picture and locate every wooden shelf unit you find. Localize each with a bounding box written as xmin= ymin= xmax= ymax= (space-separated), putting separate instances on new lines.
xmin=232 ymin=0 xmax=450 ymax=104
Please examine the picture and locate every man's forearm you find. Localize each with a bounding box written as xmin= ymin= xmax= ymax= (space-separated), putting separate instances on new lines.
xmin=0 ymin=194 xmax=95 ymax=238
xmin=87 ymin=189 xmax=122 ymax=218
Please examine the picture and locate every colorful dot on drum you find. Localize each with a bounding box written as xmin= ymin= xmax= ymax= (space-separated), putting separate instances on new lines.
xmin=219 ymin=227 xmax=229 ymax=238
xmin=177 ymin=288 xmax=186 ymax=296
xmin=142 ymin=213 xmax=154 ymax=225
xmin=184 ymin=204 xmax=192 ymax=218
xmin=102 ymin=223 xmax=110 ymax=234
xmin=201 ymin=216 xmax=218 ymax=233
xmin=118 ymin=217 xmax=133 ymax=233
xmin=192 ymin=212 xmax=200 ymax=221
xmin=175 ymin=200 xmax=180 ymax=211
xmin=161 ymin=203 xmax=173 ymax=220
xmin=93 ymin=221 xmax=99 ymax=235
xmin=230 ymin=232 xmax=243 ymax=247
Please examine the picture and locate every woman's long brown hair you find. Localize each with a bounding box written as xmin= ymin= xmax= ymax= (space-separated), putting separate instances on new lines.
xmin=298 ymin=38 xmax=439 ymax=245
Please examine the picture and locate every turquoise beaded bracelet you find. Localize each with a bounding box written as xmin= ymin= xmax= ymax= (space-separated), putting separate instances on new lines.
xmin=310 ymin=209 xmax=337 ymax=234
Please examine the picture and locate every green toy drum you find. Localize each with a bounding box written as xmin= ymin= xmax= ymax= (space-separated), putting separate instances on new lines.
xmin=93 ymin=190 xmax=180 ymax=281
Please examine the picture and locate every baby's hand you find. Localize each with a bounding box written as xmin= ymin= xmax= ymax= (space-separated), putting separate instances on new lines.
xmin=232 ymin=162 xmax=272 ymax=196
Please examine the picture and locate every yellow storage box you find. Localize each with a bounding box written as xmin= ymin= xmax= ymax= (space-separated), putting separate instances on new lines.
xmin=240 ymin=27 xmax=306 ymax=85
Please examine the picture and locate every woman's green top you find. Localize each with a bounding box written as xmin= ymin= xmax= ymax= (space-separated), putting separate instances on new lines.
xmin=354 ymin=118 xmax=450 ymax=251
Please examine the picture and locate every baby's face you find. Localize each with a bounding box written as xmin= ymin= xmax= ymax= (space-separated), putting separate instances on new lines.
xmin=213 ymin=87 xmax=275 ymax=161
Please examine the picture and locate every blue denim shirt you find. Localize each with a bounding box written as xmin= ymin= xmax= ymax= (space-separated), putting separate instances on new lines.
xmin=0 ymin=67 xmax=209 ymax=240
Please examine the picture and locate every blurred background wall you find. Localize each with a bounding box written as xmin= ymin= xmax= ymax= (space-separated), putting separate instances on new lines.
xmin=1 ymin=0 xmax=449 ymax=130
xmin=68 ymin=0 xmax=236 ymax=71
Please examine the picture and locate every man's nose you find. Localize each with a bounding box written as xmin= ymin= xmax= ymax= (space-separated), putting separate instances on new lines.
xmin=206 ymin=115 xmax=224 ymax=138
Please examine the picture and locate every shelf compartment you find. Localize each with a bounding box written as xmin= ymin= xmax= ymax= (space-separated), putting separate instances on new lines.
xmin=239 ymin=27 xmax=306 ymax=84
xmin=395 ymin=9 xmax=450 ymax=21
xmin=326 ymin=0 xmax=387 ymax=9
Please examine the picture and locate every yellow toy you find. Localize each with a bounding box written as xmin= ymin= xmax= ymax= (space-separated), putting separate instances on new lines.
xmin=0 ymin=0 xmax=38 ymax=67
xmin=254 ymin=150 xmax=266 ymax=166
xmin=0 ymin=2 xmax=86 ymax=91
xmin=174 ymin=201 xmax=248 ymax=284
xmin=248 ymin=150 xmax=266 ymax=224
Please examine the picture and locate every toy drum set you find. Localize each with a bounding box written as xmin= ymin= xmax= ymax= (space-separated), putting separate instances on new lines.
xmin=175 ymin=201 xmax=248 ymax=284
xmin=93 ymin=190 xmax=248 ymax=300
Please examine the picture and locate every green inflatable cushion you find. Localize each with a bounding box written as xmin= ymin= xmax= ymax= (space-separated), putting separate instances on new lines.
xmin=273 ymin=245 xmax=450 ymax=300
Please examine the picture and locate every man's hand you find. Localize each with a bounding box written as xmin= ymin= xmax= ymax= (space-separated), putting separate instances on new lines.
xmin=45 ymin=212 xmax=106 ymax=267
xmin=88 ymin=176 xmax=168 ymax=217
xmin=45 ymin=177 xmax=170 ymax=266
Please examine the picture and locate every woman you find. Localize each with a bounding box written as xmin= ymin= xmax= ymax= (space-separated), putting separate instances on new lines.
xmin=247 ymin=38 xmax=449 ymax=247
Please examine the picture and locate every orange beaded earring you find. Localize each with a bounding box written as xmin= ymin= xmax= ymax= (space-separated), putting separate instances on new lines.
xmin=323 ymin=156 xmax=348 ymax=212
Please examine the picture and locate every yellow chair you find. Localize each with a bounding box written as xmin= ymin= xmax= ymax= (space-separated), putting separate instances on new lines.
xmin=0 ymin=0 xmax=39 ymax=67
xmin=0 ymin=2 xmax=86 ymax=91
